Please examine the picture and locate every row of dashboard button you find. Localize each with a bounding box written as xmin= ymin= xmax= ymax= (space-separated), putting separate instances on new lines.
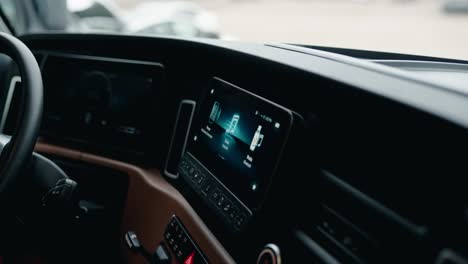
xmin=164 ymin=216 xmax=208 ymax=263
xmin=180 ymin=155 xmax=250 ymax=231
xmin=210 ymin=189 xmax=247 ymax=229
xmin=165 ymin=217 xmax=191 ymax=260
xmin=180 ymin=160 xmax=205 ymax=185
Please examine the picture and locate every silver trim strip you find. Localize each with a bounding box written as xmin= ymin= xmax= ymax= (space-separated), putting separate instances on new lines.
xmin=0 ymin=76 xmax=21 ymax=133
xmin=435 ymin=249 xmax=468 ymax=264
xmin=294 ymin=230 xmax=340 ymax=264
xmin=164 ymin=100 xmax=196 ymax=179
xmin=256 ymin=244 xmax=282 ymax=264
xmin=36 ymin=51 xmax=164 ymax=68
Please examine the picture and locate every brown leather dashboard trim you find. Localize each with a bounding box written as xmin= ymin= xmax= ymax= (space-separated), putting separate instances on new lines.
xmin=35 ymin=142 xmax=235 ymax=264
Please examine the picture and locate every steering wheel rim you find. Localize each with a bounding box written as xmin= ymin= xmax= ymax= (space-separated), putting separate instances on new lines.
xmin=0 ymin=32 xmax=43 ymax=195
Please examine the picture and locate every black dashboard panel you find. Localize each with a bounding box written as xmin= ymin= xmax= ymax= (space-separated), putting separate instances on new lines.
xmin=4 ymin=52 xmax=165 ymax=160
xmin=41 ymin=53 xmax=164 ymax=157
xmin=17 ymin=34 xmax=468 ymax=263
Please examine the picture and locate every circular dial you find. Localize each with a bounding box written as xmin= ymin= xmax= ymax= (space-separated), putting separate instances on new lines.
xmin=257 ymin=244 xmax=281 ymax=264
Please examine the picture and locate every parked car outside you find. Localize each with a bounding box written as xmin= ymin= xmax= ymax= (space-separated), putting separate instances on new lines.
xmin=69 ymin=0 xmax=225 ymax=38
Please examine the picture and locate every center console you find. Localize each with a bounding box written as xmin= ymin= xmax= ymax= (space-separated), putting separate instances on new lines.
xmin=179 ymin=77 xmax=294 ymax=232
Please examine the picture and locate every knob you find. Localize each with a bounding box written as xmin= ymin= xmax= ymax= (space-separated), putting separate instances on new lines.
xmin=257 ymin=244 xmax=281 ymax=264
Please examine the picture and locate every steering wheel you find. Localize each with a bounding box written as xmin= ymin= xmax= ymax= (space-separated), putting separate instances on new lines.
xmin=0 ymin=33 xmax=43 ymax=195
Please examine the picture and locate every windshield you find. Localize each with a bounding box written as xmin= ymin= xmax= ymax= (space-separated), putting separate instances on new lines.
xmin=1 ymin=0 xmax=467 ymax=60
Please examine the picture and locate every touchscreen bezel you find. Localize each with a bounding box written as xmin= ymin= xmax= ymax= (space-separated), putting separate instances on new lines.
xmin=185 ymin=77 xmax=294 ymax=209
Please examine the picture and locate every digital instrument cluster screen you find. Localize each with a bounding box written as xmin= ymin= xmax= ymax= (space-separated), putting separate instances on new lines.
xmin=187 ymin=78 xmax=293 ymax=208
xmin=39 ymin=54 xmax=164 ymax=155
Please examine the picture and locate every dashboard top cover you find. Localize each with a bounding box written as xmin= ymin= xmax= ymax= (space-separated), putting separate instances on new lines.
xmin=15 ymin=33 xmax=468 ymax=263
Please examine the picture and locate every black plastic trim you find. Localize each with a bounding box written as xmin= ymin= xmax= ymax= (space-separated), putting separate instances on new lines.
xmin=320 ymin=170 xmax=427 ymax=237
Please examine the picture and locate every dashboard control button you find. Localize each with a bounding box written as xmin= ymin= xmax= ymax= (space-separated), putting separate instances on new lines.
xmin=188 ymin=167 xmax=195 ymax=176
xmin=217 ymin=195 xmax=226 ymax=208
xmin=229 ymin=207 xmax=238 ymax=219
xmin=193 ymin=170 xmax=200 ymax=180
xmin=180 ymin=161 xmax=187 ymax=171
xmin=184 ymin=161 xmax=191 ymax=170
xmin=223 ymin=201 xmax=232 ymax=213
xmin=211 ymin=189 xmax=221 ymax=202
xmin=197 ymin=175 xmax=205 ymax=185
xmin=202 ymin=182 xmax=212 ymax=195
xmin=236 ymin=214 xmax=246 ymax=227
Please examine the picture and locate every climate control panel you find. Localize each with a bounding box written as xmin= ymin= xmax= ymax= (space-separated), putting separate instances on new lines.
xmin=179 ymin=152 xmax=252 ymax=231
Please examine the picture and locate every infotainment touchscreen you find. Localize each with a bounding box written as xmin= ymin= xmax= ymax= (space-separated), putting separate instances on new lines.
xmin=186 ymin=78 xmax=293 ymax=209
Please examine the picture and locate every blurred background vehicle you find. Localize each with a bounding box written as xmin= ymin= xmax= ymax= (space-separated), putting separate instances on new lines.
xmin=1 ymin=0 xmax=468 ymax=59
xmin=443 ymin=0 xmax=468 ymax=13
xmin=125 ymin=1 xmax=221 ymax=39
xmin=0 ymin=0 xmax=224 ymax=39
xmin=69 ymin=0 xmax=224 ymax=38
xmin=68 ymin=0 xmax=126 ymax=32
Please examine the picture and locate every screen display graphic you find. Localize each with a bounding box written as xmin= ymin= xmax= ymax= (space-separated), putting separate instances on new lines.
xmin=187 ymin=78 xmax=293 ymax=208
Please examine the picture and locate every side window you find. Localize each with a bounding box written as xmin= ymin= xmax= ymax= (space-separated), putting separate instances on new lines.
xmin=0 ymin=0 xmax=17 ymax=26
xmin=0 ymin=0 xmax=26 ymax=34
